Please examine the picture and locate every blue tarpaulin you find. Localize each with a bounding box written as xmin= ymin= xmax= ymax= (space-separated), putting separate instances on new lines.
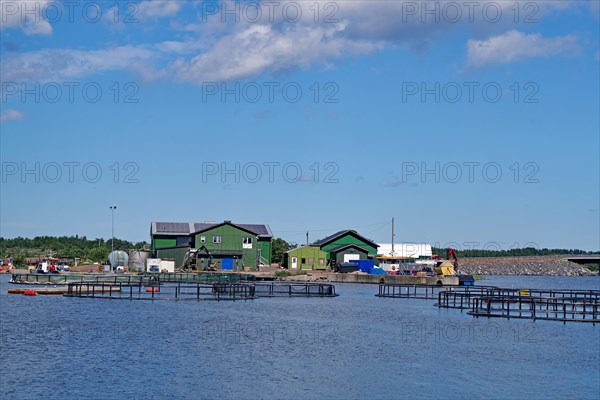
xmin=368 ymin=267 xmax=385 ymax=275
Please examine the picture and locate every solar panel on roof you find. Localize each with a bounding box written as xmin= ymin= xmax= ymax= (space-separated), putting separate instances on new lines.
xmin=155 ymin=221 xmax=271 ymax=236
xmin=156 ymin=222 xmax=190 ymax=234
xmin=239 ymin=224 xmax=268 ymax=235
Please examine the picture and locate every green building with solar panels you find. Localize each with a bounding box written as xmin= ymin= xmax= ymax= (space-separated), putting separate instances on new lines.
xmin=150 ymin=220 xmax=273 ymax=270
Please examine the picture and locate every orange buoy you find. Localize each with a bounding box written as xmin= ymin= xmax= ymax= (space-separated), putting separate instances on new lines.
xmin=146 ymin=287 xmax=159 ymax=293
xmin=23 ymin=289 xmax=37 ymax=296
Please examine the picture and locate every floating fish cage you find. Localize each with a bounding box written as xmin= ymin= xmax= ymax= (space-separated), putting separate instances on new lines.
xmin=436 ymin=288 xmax=600 ymax=309
xmin=437 ymin=288 xmax=600 ymax=323
xmin=63 ymin=281 xmax=339 ymax=301
xmin=10 ymin=272 xmax=255 ymax=285
xmin=64 ymin=282 xmax=257 ymax=301
xmin=253 ymin=282 xmax=338 ymax=297
xmin=468 ymin=295 xmax=600 ymax=323
xmin=375 ymin=284 xmax=496 ymax=300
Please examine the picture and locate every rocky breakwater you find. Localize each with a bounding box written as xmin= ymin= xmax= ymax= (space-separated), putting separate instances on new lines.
xmin=458 ymin=256 xmax=596 ymax=276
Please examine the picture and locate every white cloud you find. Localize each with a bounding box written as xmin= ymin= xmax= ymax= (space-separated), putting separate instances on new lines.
xmin=137 ymin=1 xmax=182 ymax=18
xmin=0 ymin=0 xmax=52 ymax=35
xmin=1 ymin=45 xmax=156 ymax=82
xmin=170 ymin=0 xmax=584 ymax=82
xmin=467 ymin=30 xmax=578 ymax=67
xmin=0 ymin=109 xmax=25 ymax=122
xmin=0 ymin=1 xmax=588 ymax=84
xmin=175 ymin=23 xmax=381 ymax=83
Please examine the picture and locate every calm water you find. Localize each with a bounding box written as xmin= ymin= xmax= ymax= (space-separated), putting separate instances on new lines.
xmin=1 ymin=275 xmax=599 ymax=400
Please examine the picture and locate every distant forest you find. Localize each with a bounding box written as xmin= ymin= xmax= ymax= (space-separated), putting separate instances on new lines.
xmin=432 ymin=247 xmax=599 ymax=258
xmin=0 ymin=236 xmax=149 ymax=265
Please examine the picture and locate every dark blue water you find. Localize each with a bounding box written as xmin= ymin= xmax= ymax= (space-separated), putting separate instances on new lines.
xmin=1 ymin=275 xmax=599 ymax=400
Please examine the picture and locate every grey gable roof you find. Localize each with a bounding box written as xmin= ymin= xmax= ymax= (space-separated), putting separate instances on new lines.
xmin=151 ymin=221 xmax=273 ymax=238
xmin=313 ymin=230 xmax=379 ymax=248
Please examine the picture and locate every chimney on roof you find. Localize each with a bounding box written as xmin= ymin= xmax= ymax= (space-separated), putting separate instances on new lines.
xmin=224 ymin=220 xmax=231 ymax=223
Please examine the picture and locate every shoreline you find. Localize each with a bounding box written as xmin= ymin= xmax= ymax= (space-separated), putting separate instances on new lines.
xmin=2 ymin=255 xmax=596 ymax=282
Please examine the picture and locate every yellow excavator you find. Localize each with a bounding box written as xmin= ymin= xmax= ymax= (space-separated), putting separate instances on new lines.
xmin=434 ymin=248 xmax=474 ymax=286
xmin=434 ymin=248 xmax=459 ymax=276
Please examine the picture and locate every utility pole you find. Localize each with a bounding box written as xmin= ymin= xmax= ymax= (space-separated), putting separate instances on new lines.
xmin=110 ymin=204 xmax=117 ymax=272
xmin=391 ymin=217 xmax=395 ymax=255
xmin=306 ymin=231 xmax=309 ymax=246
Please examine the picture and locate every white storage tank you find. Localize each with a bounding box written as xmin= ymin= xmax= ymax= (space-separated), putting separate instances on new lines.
xmin=108 ymin=251 xmax=129 ymax=269
xmin=129 ymin=250 xmax=151 ymax=272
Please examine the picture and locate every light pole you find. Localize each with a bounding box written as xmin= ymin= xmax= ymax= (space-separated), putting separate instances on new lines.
xmin=110 ymin=204 xmax=117 ymax=272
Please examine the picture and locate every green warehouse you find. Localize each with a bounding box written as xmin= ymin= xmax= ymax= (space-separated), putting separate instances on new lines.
xmin=313 ymin=230 xmax=379 ymax=264
xmin=150 ymin=220 xmax=272 ymax=270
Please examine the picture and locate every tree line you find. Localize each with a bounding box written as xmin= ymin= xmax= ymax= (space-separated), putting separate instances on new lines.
xmin=0 ymin=236 xmax=149 ymax=266
xmin=432 ymin=247 xmax=598 ymax=258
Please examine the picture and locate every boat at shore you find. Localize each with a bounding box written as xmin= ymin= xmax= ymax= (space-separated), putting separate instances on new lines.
xmin=376 ymin=255 xmax=434 ymax=276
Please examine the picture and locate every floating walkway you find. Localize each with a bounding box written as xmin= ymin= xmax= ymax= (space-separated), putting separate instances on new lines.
xmin=63 ymin=281 xmax=338 ymax=301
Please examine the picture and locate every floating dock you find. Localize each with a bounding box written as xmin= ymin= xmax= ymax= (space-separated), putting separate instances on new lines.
xmin=287 ymin=273 xmax=459 ymax=285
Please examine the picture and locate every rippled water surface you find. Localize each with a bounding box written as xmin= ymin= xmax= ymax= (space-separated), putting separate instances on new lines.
xmin=1 ymin=275 xmax=599 ymax=399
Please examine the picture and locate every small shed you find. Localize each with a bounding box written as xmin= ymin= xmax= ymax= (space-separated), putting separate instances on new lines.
xmin=285 ymin=246 xmax=327 ymax=270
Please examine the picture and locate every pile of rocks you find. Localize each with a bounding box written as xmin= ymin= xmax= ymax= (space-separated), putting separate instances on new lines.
xmin=458 ymin=256 xmax=596 ymax=276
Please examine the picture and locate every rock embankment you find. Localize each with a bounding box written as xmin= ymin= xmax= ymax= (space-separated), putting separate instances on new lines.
xmin=458 ymin=256 xmax=596 ymax=276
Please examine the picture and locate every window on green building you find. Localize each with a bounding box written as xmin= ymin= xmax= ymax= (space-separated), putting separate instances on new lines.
xmin=319 ymin=258 xmax=325 ymax=265
xmin=308 ymin=258 xmax=314 ymax=266
xmin=301 ymin=258 xmax=306 ymax=264
xmin=213 ymin=236 xmax=221 ymax=243
xmin=200 ymin=236 xmax=206 ymax=243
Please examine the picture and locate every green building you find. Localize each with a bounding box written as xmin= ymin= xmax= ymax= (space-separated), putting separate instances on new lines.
xmin=313 ymin=230 xmax=379 ymax=264
xmin=150 ymin=220 xmax=273 ymax=270
xmin=285 ymin=246 xmax=328 ymax=270
xmin=327 ymin=243 xmax=371 ymax=264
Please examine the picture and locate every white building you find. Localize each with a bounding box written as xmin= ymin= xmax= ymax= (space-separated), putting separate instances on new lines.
xmin=377 ymin=243 xmax=433 ymax=259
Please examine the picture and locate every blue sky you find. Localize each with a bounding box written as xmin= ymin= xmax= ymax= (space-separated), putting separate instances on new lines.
xmin=1 ymin=0 xmax=599 ymax=251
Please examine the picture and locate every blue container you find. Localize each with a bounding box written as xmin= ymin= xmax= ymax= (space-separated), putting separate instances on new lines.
xmin=356 ymin=260 xmax=374 ymax=273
